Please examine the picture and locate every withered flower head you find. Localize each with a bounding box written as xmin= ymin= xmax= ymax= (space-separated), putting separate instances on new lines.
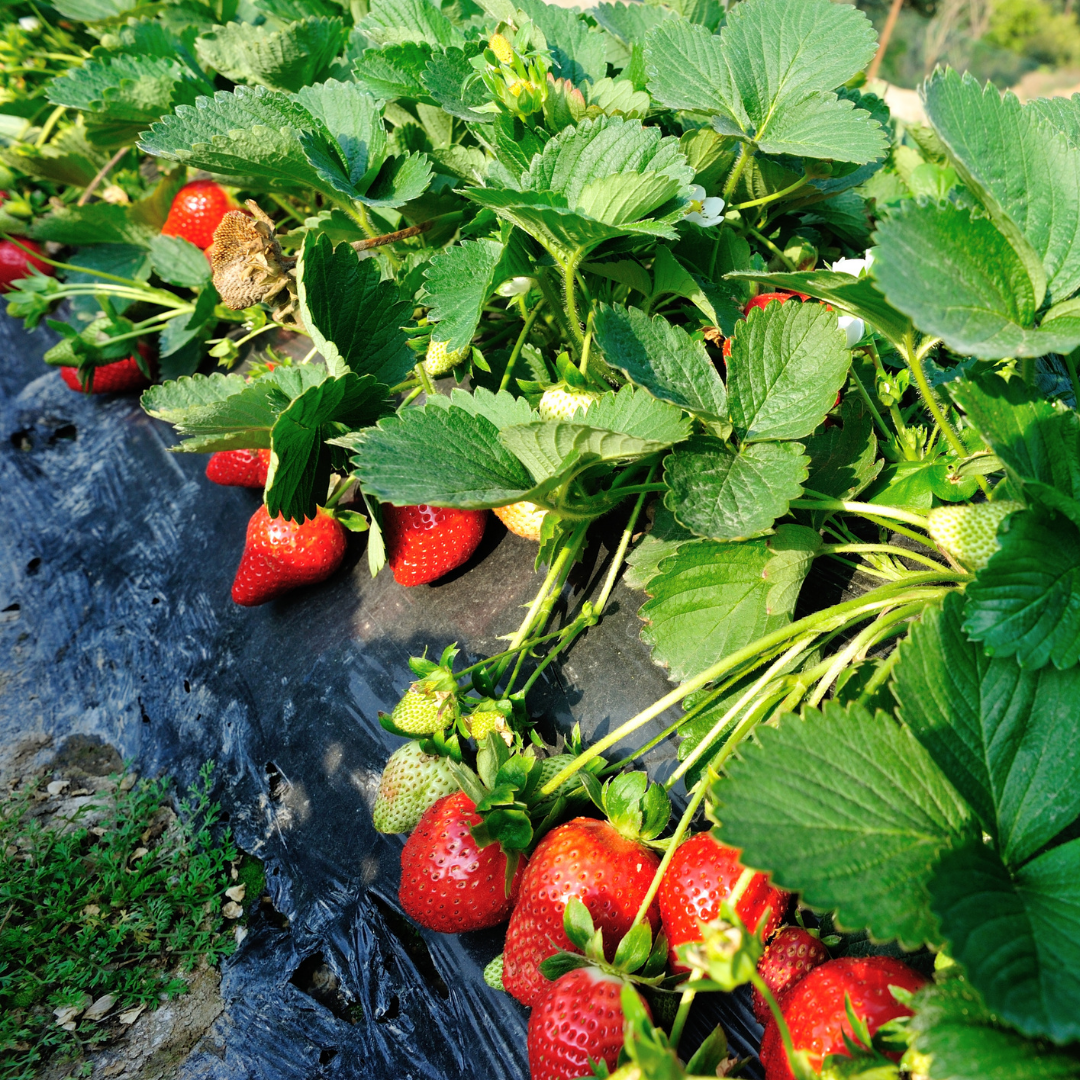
xmin=207 ymin=200 xmax=296 ymax=314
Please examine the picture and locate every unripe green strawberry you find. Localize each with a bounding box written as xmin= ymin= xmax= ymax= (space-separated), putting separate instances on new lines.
xmin=372 ymin=741 xmax=458 ymax=834
xmin=536 ymin=754 xmax=584 ymax=799
xmin=538 ymin=385 xmax=601 ymax=421
xmin=484 ymin=953 xmax=505 ymax=991
xmin=391 ymin=685 xmax=459 ymax=734
xmin=423 ymin=338 xmax=469 ymax=378
xmin=927 ymin=500 xmax=1024 ymax=571
xmin=469 ymin=711 xmax=510 ymax=743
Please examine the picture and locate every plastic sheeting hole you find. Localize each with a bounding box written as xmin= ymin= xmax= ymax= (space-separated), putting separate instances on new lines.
xmin=152 ymin=597 xmax=161 ymax=605
xmin=371 ymin=895 xmax=449 ymax=1000
xmin=26 ymin=558 xmax=41 ymax=576
xmin=376 ymin=994 xmax=400 ymax=1023
xmin=290 ymin=953 xmax=356 ymax=1022
xmin=49 ymin=423 xmax=76 ymax=444
xmin=319 ymin=1049 xmax=338 ymax=1065
xmin=265 ymin=761 xmax=287 ymax=800
xmin=184 ymin=680 xmax=191 ymax=693
xmin=10 ymin=429 xmax=32 ymax=451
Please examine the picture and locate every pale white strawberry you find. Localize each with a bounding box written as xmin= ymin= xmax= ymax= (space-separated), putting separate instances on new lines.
xmin=538 ymin=385 xmax=601 ymax=421
xmin=423 ymin=338 xmax=469 ymax=378
xmin=927 ymin=500 xmax=1025 ymax=571
xmin=494 ymin=501 xmax=547 ymax=542
xmin=372 ymin=740 xmax=458 ymax=834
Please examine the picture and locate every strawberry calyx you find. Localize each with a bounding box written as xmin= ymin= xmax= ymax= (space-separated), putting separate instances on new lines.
xmin=446 ymin=733 xmax=606 ymax=893
xmin=579 ymin=771 xmax=671 ymax=847
xmin=538 ymin=898 xmax=667 ymax=991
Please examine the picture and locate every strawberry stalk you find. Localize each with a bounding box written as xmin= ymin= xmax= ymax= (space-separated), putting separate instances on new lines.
xmin=537 ymin=574 xmax=961 ymax=797
xmin=498 ymin=297 xmax=545 ymax=392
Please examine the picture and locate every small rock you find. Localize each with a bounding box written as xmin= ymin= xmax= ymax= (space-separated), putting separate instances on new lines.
xmin=130 ymin=847 xmax=149 ymax=861
xmin=82 ymin=904 xmax=101 ymax=917
xmin=224 ymin=884 xmax=246 ymax=903
xmin=54 ymin=994 xmax=92 ymax=1028
xmin=234 ymin=925 xmax=248 ymax=945
xmin=119 ymin=773 xmax=137 ymax=792
xmin=118 ymin=1004 xmax=146 ymax=1025
xmin=221 ymin=901 xmax=243 ymax=920
xmin=84 ymin=993 xmax=117 ymax=1021
xmin=46 ymin=779 xmax=70 ymax=796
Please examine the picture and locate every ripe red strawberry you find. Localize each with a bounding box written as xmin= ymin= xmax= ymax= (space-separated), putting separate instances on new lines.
xmin=399 ymin=791 xmax=527 ymax=932
xmin=382 ymin=504 xmax=487 ymax=586
xmin=658 ymin=832 xmax=788 ymax=973
xmin=162 ymin=180 xmax=239 ymax=250
xmin=502 ymin=817 xmax=662 ymax=1007
xmin=743 ymin=291 xmax=809 ymax=315
xmin=59 ymin=341 xmax=154 ymax=394
xmin=759 ymin=956 xmax=925 ymax=1080
xmin=528 ymin=968 xmax=649 ymax=1080
xmin=206 ymin=448 xmax=271 ymax=488
xmin=0 ymin=236 xmax=54 ymax=291
xmin=231 ymin=505 xmax=347 ymax=606
xmin=751 ymin=926 xmax=829 ymax=1025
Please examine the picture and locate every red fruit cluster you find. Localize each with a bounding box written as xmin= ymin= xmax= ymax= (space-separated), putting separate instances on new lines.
xmin=383 ymin=503 xmax=487 ymax=586
xmin=206 ymin=448 xmax=271 ymax=488
xmin=527 ymin=968 xmax=648 ymax=1080
xmin=658 ymin=832 xmax=788 ymax=972
xmin=504 ymin=817 xmax=662 ymax=1007
xmin=59 ymin=340 xmax=155 ymax=394
xmin=162 ymin=180 xmax=239 ymax=250
xmin=752 ymin=925 xmax=829 ymax=1024
xmin=0 ymin=236 xmax=53 ymax=292
xmin=231 ymin=505 xmax=347 ymax=606
xmin=760 ymin=955 xmax=925 ymax=1079
xmin=399 ymin=792 xmax=526 ymax=932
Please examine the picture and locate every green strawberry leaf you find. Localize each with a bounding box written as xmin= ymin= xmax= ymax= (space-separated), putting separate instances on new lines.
xmin=148 ymin=233 xmax=211 ymax=288
xmin=949 ymin=374 xmax=1080 ymax=527
xmin=140 ymin=369 xmax=308 ymax=452
xmin=624 ymin=503 xmax=698 ymax=591
xmin=359 ymin=0 xmax=460 ymax=47
xmin=421 ymin=237 xmax=531 ymax=354
xmin=352 ymin=42 xmax=432 ymax=100
xmin=194 ymin=17 xmax=346 ymax=93
xmin=421 ymin=47 xmax=491 ymax=123
xmin=963 ymin=507 xmax=1080 ymax=671
xmin=923 ymin=69 xmax=1080 ymax=308
xmin=517 ymin=0 xmax=609 ymax=85
xmin=930 ymin=837 xmax=1080 ymax=1044
xmin=645 ymin=0 xmax=885 ymax=163
xmin=637 ymin=524 xmax=818 ymax=682
xmin=802 ymin=392 xmax=882 ymax=507
xmin=433 ymin=386 xmax=538 ymax=430
xmin=593 ymin=303 xmax=728 ymax=423
xmin=31 ymin=201 xmax=157 ymax=247
xmin=592 ymin=1 xmax=675 ymax=51
xmin=873 ymin=201 xmax=1080 ymax=359
xmin=297 ymin=232 xmax=415 ymax=386
xmin=724 ymin=270 xmax=913 ymax=351
xmin=894 ymin=591 xmax=1080 ymax=866
xmin=563 ymin=895 xmax=597 ymax=952
xmin=714 ymin=702 xmax=976 ymax=950
xmin=465 ymin=116 xmax=693 ymax=262
xmin=345 ymin=402 xmax=536 ymax=507
xmin=267 ymin=372 xmax=390 ymax=522
xmin=727 ymin=300 xmax=851 ymax=443
xmin=295 ymin=80 xmax=432 ymax=208
xmin=910 ymin=978 xmax=1080 ymax=1080
xmin=139 ymin=85 xmax=338 ymax=198
xmin=1028 ymin=94 xmax=1080 ymax=147
xmin=46 ymin=54 xmax=213 ymax=146
xmin=664 ymin=436 xmax=809 ymax=541
xmin=612 ymin=923 xmax=654 ymax=974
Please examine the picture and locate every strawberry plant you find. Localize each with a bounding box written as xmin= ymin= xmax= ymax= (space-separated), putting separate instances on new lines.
xmin=2 ymin=0 xmax=1080 ymax=1074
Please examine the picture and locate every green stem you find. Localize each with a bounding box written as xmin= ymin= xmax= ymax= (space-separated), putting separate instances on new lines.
xmin=867 ymin=339 xmax=908 ymax=437
xmin=847 ymin=363 xmax=892 ymax=441
xmin=858 ymin=645 xmax=902 ymax=703
xmin=537 ymin=577 xmax=958 ymax=796
xmin=729 ymin=172 xmax=808 ymax=211
xmin=1020 ymin=357 xmax=1036 ymax=388
xmin=35 ymin=104 xmax=64 ymax=147
xmin=499 ymin=298 xmax=544 ymax=393
xmin=267 ymin=194 xmax=305 ymax=225
xmin=562 ymin=248 xmax=586 ymax=347
xmin=746 ymin=226 xmax=796 ymax=271
xmin=415 ymin=360 xmax=436 ymax=398
xmin=668 ymin=970 xmax=702 ymax=1050
xmin=634 ymin=780 xmax=707 ymax=926
xmin=666 ymin=637 xmax=816 ymax=789
xmin=0 ymin=237 xmax=172 ymax=292
xmin=819 ymin=542 xmax=946 ymax=574
xmin=751 ymin=973 xmax=808 ymax=1080
xmin=722 ymin=142 xmax=752 ymax=202
xmin=902 ymin=332 xmax=968 ymax=461
xmin=795 ymin=495 xmax=930 ymax=530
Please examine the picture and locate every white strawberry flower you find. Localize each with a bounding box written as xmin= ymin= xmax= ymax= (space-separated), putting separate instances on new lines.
xmin=837 ymin=315 xmax=865 ymax=348
xmin=496 ymin=276 xmax=534 ymax=297
xmin=19 ymin=15 xmax=40 ymax=30
xmin=830 ymin=250 xmax=875 ymax=277
xmin=684 ymin=184 xmax=726 ymax=228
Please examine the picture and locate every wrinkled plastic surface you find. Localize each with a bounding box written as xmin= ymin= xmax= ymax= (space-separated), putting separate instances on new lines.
xmin=0 ymin=314 xmax=765 ymax=1079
